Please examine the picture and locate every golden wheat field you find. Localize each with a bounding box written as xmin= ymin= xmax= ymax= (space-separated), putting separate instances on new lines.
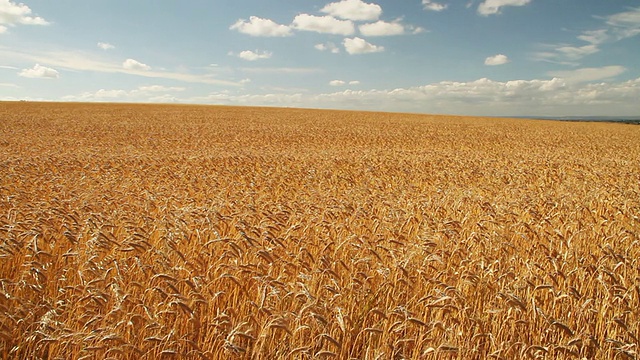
xmin=0 ymin=102 xmax=639 ymax=359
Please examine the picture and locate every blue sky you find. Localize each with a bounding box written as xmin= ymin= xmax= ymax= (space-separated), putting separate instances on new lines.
xmin=1 ymin=0 xmax=639 ymax=116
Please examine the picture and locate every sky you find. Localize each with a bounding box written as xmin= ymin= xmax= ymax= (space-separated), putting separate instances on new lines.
xmin=1 ymin=0 xmax=639 ymax=117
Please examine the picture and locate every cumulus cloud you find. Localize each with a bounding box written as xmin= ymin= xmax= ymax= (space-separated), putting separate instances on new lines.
xmin=343 ymin=37 xmax=384 ymax=54
xmin=123 ymin=58 xmax=151 ymax=71
xmin=478 ymin=0 xmax=531 ymax=16
xmin=422 ymin=0 xmax=448 ymax=11
xmin=547 ymin=65 xmax=626 ymax=84
xmin=359 ymin=20 xmax=405 ymax=36
xmin=320 ymin=0 xmax=382 ymax=21
xmin=174 ymin=76 xmax=640 ymax=116
xmin=62 ymin=85 xmax=186 ymax=102
xmin=484 ymin=54 xmax=510 ymax=66
xmin=315 ymin=42 xmax=340 ymax=53
xmin=236 ymin=50 xmax=272 ymax=61
xmin=0 ymin=0 xmax=48 ymax=33
xmin=292 ymin=14 xmax=355 ymax=35
xmin=18 ymin=64 xmax=59 ymax=78
xmin=230 ymin=16 xmax=292 ymax=37
xmin=349 ymin=80 xmax=361 ymax=85
xmin=97 ymin=42 xmax=115 ymax=50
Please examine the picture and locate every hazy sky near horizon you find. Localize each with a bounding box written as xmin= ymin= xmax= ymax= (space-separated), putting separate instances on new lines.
xmin=1 ymin=0 xmax=639 ymax=116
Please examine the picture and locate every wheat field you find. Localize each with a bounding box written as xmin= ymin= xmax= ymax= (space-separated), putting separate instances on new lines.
xmin=0 ymin=102 xmax=639 ymax=359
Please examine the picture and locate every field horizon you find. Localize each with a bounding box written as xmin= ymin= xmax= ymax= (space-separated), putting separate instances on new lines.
xmin=1 ymin=102 xmax=639 ymax=359
xmin=5 ymin=100 xmax=640 ymax=125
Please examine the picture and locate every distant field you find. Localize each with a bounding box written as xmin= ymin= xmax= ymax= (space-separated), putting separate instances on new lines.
xmin=1 ymin=102 xmax=639 ymax=359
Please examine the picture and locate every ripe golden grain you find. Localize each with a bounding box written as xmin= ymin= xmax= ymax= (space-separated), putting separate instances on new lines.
xmin=1 ymin=102 xmax=639 ymax=359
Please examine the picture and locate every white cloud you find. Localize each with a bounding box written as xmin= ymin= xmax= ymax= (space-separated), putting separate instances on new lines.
xmin=359 ymin=20 xmax=405 ymax=36
xmin=230 ymin=16 xmax=292 ymax=37
xmin=343 ymin=37 xmax=384 ymax=54
xmin=330 ymin=80 xmax=361 ymax=86
xmin=2 ymin=47 xmax=240 ymax=86
xmin=534 ymin=44 xmax=600 ymax=65
xmin=320 ymin=0 xmax=382 ymax=21
xmin=137 ymin=85 xmax=185 ymax=92
xmin=477 ymin=0 xmax=531 ymax=16
xmin=62 ymin=85 xmax=186 ymax=102
xmin=547 ymin=65 xmax=626 ymax=84
xmin=556 ymin=44 xmax=599 ymax=60
xmin=315 ymin=42 xmax=340 ymax=53
xmin=18 ymin=63 xmax=59 ymax=79
xmin=292 ymin=14 xmax=355 ymax=35
xmin=484 ymin=54 xmax=509 ymax=66
xmin=534 ymin=7 xmax=640 ymax=65
xmin=97 ymin=42 xmax=115 ymax=50
xmin=239 ymin=78 xmax=251 ymax=84
xmin=422 ymin=0 xmax=448 ymax=11
xmin=0 ymin=82 xmax=18 ymax=87
xmin=0 ymin=0 xmax=48 ymax=33
xmin=173 ymin=76 xmax=640 ymax=117
xmin=239 ymin=67 xmax=321 ymax=74
xmin=123 ymin=58 xmax=151 ymax=71
xmin=605 ymin=6 xmax=640 ymax=39
xmin=577 ymin=29 xmax=609 ymax=45
xmin=237 ymin=50 xmax=272 ymax=61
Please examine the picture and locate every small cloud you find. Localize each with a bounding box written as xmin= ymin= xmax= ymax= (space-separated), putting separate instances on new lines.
xmin=330 ymin=80 xmax=360 ymax=86
xmin=230 ymin=16 xmax=292 ymax=37
xmin=484 ymin=54 xmax=510 ymax=66
xmin=534 ymin=43 xmax=600 ymax=65
xmin=18 ymin=64 xmax=59 ymax=79
xmin=97 ymin=42 xmax=115 ymax=50
xmin=359 ymin=20 xmax=405 ymax=36
xmin=548 ymin=65 xmax=626 ymax=83
xmin=358 ymin=20 xmax=423 ymax=37
xmin=0 ymin=65 xmax=18 ymax=70
xmin=236 ymin=50 xmax=272 ymax=61
xmin=137 ymin=85 xmax=185 ymax=92
xmin=239 ymin=78 xmax=251 ymax=84
xmin=315 ymin=42 xmax=340 ymax=53
xmin=577 ymin=29 xmax=609 ymax=45
xmin=478 ymin=0 xmax=531 ymax=16
xmin=558 ymin=44 xmax=599 ymax=59
xmin=422 ymin=0 xmax=448 ymax=11
xmin=343 ymin=37 xmax=384 ymax=54
xmin=292 ymin=14 xmax=355 ymax=35
xmin=320 ymin=0 xmax=382 ymax=21
xmin=123 ymin=58 xmax=151 ymax=71
xmin=412 ymin=26 xmax=427 ymax=34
